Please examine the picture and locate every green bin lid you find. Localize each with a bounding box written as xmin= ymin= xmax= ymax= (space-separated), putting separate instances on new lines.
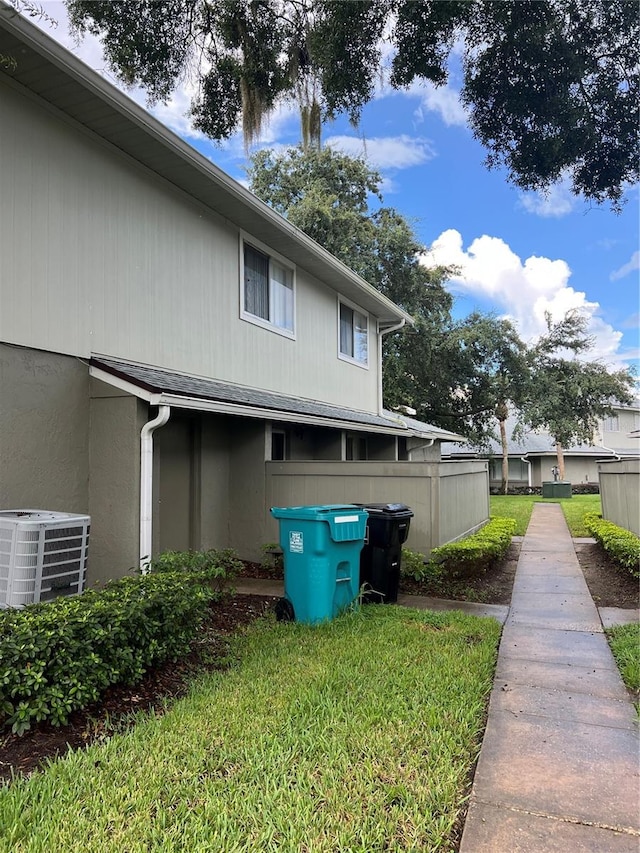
xmin=271 ymin=504 xmax=367 ymax=520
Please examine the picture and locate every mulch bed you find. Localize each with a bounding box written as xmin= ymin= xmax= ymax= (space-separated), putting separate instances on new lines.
xmin=1 ymin=540 xmax=637 ymax=786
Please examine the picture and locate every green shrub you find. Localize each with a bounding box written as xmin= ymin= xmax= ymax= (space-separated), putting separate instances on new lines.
xmin=144 ymin=548 xmax=242 ymax=591
xmin=584 ymin=513 xmax=640 ymax=578
xmin=0 ymin=573 xmax=215 ymax=736
xmin=426 ymin=516 xmax=517 ymax=578
xmin=400 ymin=547 xmax=444 ymax=586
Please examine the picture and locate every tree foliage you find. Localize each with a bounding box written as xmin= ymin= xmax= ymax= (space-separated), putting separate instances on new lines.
xmin=66 ymin=0 xmax=639 ymax=204
xmin=520 ymin=311 xmax=636 ymax=478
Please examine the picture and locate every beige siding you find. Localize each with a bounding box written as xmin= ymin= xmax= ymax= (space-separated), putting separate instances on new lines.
xmin=599 ymin=459 xmax=640 ymax=536
xmin=0 ymin=82 xmax=380 ymax=412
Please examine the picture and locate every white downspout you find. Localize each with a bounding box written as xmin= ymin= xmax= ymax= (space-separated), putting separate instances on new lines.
xmin=408 ymin=438 xmax=435 ymax=461
xmin=378 ymin=319 xmax=406 ymax=415
xmin=520 ymin=456 xmax=533 ymax=488
xmin=140 ymin=405 xmax=171 ymax=572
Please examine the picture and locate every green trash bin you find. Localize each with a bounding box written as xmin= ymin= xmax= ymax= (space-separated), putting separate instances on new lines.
xmin=270 ymin=504 xmax=368 ymax=625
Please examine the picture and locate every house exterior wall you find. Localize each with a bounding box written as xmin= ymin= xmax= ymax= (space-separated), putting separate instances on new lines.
xmin=598 ymin=459 xmax=640 ymax=536
xmin=0 ymin=80 xmax=380 ymax=413
xmin=0 ymin=344 xmax=89 ymax=511
xmin=88 ymin=379 xmax=146 ymax=585
xmin=264 ymin=460 xmax=489 ymax=556
xmin=598 ymin=406 xmax=640 ymax=452
xmin=528 ymin=456 xmax=601 ymax=487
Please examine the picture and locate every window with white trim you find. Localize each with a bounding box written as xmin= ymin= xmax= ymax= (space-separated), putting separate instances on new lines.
xmin=338 ymin=300 xmax=368 ymax=366
xmin=603 ymin=415 xmax=619 ymax=432
xmin=242 ymin=242 xmax=294 ymax=335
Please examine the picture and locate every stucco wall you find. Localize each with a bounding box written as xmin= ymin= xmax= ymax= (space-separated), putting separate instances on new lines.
xmin=0 ymin=344 xmax=89 ymax=511
xmin=88 ymin=380 xmax=146 ymax=585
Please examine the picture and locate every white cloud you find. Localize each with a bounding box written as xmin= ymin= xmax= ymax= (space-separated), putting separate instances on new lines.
xmin=610 ymin=251 xmax=640 ymax=281
xmin=422 ymin=229 xmax=627 ymax=364
xmin=325 ymin=134 xmax=436 ymax=170
xmin=519 ymin=178 xmax=577 ymax=218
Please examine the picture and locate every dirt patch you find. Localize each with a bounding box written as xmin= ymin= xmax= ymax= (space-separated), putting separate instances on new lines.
xmin=573 ymin=541 xmax=639 ymax=609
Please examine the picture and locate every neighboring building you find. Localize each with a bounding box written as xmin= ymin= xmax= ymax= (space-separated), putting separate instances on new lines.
xmin=441 ymin=403 xmax=640 ymax=490
xmin=1 ymin=8 xmax=481 ymax=585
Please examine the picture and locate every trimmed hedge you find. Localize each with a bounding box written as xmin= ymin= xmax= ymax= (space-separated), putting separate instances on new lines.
xmin=584 ymin=513 xmax=640 ymax=578
xmin=0 ymin=573 xmax=216 ymax=736
xmin=427 ymin=516 xmax=517 ymax=578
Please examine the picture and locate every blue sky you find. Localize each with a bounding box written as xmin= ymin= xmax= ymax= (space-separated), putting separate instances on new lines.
xmin=34 ymin=3 xmax=639 ymax=377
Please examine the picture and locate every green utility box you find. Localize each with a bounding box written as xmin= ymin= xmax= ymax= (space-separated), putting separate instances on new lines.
xmin=542 ymin=481 xmax=572 ymax=498
xmin=270 ymin=504 xmax=368 ymax=625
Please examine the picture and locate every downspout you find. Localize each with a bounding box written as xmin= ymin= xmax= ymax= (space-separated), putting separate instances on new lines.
xmin=408 ymin=438 xmax=435 ymax=461
xmin=520 ymin=456 xmax=533 ymax=488
xmin=140 ymin=405 xmax=171 ymax=572
xmin=378 ymin=319 xmax=406 ymax=415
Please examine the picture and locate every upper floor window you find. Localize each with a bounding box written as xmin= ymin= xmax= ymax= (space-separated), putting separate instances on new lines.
xmin=242 ymin=241 xmax=294 ymax=336
xmin=339 ymin=299 xmax=368 ymax=366
xmin=603 ymin=415 xmax=619 ymax=432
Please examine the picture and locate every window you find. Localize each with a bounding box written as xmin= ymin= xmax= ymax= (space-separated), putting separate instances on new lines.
xmin=339 ymin=300 xmax=368 ymax=366
xmin=603 ymin=415 xmax=619 ymax=432
xmin=271 ymin=430 xmax=287 ymax=461
xmin=242 ymin=242 xmax=294 ymax=335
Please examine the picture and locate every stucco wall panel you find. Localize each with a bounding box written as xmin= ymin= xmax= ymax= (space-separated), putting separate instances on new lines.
xmin=0 ymin=344 xmax=89 ymax=510
xmin=88 ymin=392 xmax=145 ymax=585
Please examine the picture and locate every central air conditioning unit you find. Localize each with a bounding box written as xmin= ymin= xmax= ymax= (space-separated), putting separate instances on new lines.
xmin=0 ymin=510 xmax=90 ymax=609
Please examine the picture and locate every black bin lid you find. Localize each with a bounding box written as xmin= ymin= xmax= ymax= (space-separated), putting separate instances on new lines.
xmin=357 ymin=503 xmax=413 ymax=515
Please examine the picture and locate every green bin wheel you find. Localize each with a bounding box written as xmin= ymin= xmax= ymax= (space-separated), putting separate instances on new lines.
xmin=274 ymin=598 xmax=295 ymax=622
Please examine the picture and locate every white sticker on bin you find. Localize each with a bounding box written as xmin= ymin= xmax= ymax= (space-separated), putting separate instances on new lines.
xmin=289 ymin=531 xmax=303 ymax=553
xmin=334 ymin=515 xmax=359 ymax=523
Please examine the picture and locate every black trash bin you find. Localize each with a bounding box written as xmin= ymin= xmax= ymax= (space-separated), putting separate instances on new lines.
xmin=356 ymin=503 xmax=413 ymax=603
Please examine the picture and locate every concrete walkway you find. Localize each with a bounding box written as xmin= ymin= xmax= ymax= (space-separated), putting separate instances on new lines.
xmin=460 ymin=503 xmax=640 ymax=852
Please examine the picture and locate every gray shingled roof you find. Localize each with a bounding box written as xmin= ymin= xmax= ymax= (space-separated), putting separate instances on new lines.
xmin=441 ymin=415 xmax=616 ymax=458
xmin=91 ymin=357 xmax=456 ymax=438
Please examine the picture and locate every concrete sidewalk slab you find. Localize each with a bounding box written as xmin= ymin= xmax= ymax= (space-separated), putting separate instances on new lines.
xmin=463 ymin=800 xmax=639 ymax=853
xmin=498 ymin=624 xmax=621 ymax=668
xmin=495 ymin=656 xmax=632 ymax=700
xmin=460 ymin=503 xmax=640 ymax=852
xmin=470 ymin=710 xmax=639 ymax=830
xmin=599 ymin=606 xmax=640 ymax=628
xmin=489 ymin=682 xmax=638 ymax=730
xmin=512 ymin=574 xmax=592 ymax=594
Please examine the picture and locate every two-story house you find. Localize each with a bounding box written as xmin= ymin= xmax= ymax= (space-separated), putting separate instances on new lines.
xmin=0 ymin=6 xmax=487 ymax=585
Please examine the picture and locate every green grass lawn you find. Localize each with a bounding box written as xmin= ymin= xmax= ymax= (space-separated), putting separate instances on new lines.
xmin=490 ymin=494 xmax=601 ymax=537
xmin=0 ymin=606 xmax=501 ymax=852
xmin=606 ymin=622 xmax=640 ymax=707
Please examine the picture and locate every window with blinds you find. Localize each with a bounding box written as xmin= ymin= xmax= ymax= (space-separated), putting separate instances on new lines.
xmin=242 ymin=242 xmax=294 ymax=336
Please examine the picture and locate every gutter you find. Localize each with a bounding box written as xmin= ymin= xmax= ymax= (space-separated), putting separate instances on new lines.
xmin=378 ymin=319 xmax=406 ymax=416
xmin=139 ymin=405 xmax=171 ymax=571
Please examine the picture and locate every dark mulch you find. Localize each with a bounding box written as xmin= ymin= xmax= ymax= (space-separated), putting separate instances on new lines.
xmin=573 ymin=541 xmax=639 ymax=609
xmin=1 ymin=540 xmax=636 ymax=786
